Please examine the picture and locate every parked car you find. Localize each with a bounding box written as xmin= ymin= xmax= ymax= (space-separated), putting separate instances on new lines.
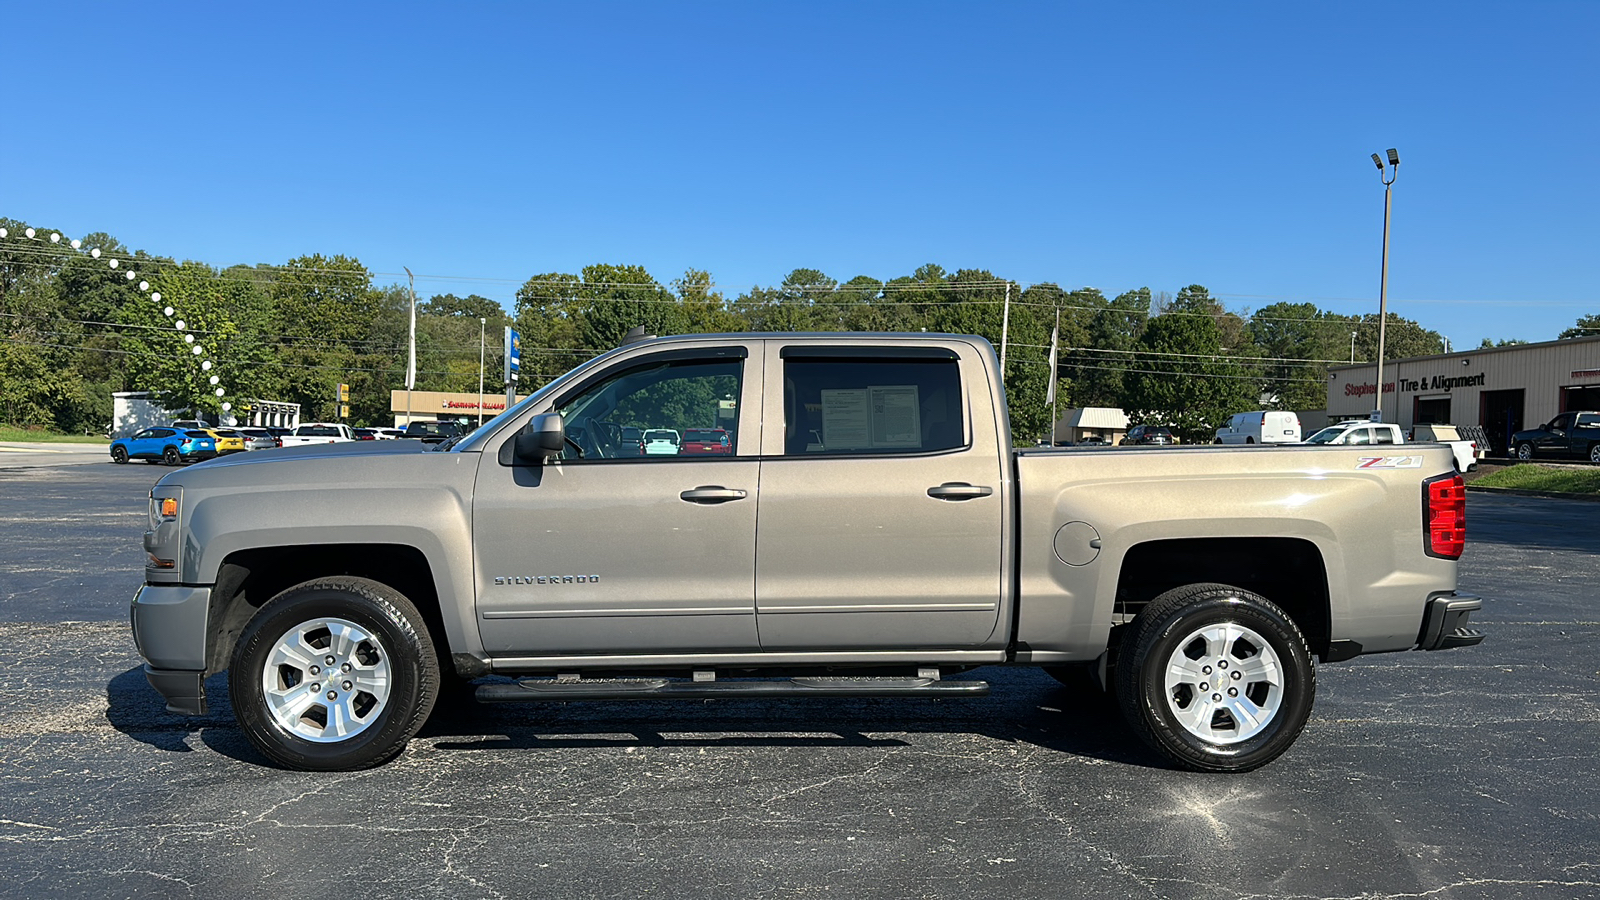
xmin=233 ymin=427 xmax=279 ymax=451
xmin=1511 ymin=411 xmax=1600 ymax=462
xmin=1409 ymin=424 xmax=1483 ymax=472
xmin=402 ymin=421 xmax=465 ymax=444
xmin=642 ymin=428 xmax=681 ymax=455
xmin=354 ymin=428 xmax=379 ymax=441
xmin=681 ymin=427 xmax=731 ymax=455
xmin=1216 ymin=411 xmax=1302 ymax=445
xmin=169 ymin=419 xmax=208 ymax=431
xmin=205 ymin=429 xmax=248 ymax=455
xmin=1120 ymin=424 xmax=1175 ymax=445
xmin=373 ymin=428 xmax=406 ymax=440
xmin=1302 ymin=421 xmax=1403 ymax=446
xmin=615 ymin=426 xmax=646 ymax=457
xmin=109 ymin=428 xmax=217 ymax=466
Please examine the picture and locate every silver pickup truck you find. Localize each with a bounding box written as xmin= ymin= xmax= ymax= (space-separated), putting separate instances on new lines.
xmin=130 ymin=332 xmax=1484 ymax=773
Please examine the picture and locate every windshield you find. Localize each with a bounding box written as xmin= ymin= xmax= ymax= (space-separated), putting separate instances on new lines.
xmin=1304 ymin=427 xmax=1344 ymax=444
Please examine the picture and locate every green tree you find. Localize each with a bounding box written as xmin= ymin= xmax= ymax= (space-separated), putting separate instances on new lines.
xmin=575 ymin=264 xmax=688 ymax=350
xmin=674 ymin=269 xmax=745 ymax=334
xmin=1123 ymin=286 xmax=1257 ymax=442
xmin=1559 ymin=314 xmax=1600 ymax=340
xmin=1067 ymin=287 xmax=1147 ymax=408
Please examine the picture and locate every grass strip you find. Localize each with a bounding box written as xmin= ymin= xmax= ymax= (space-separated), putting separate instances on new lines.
xmin=0 ymin=426 xmax=108 ymax=444
xmin=1472 ymin=463 xmax=1600 ymax=495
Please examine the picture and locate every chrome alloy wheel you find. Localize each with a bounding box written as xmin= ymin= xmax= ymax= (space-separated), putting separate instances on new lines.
xmin=261 ymin=617 xmax=391 ymax=742
xmin=1162 ymin=622 xmax=1283 ymax=744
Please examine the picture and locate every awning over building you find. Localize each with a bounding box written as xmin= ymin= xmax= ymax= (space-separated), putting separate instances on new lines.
xmin=1065 ymin=407 xmax=1130 ymax=430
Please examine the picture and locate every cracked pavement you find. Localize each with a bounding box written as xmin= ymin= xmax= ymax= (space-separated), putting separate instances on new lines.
xmin=0 ymin=464 xmax=1596 ymax=899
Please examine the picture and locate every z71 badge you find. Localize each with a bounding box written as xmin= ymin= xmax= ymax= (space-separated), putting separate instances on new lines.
xmin=1356 ymin=455 xmax=1423 ymax=469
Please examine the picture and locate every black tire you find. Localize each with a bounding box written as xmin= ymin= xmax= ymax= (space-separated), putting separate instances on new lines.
xmin=1589 ymin=444 xmax=1600 ymax=464
xmin=162 ymin=446 xmax=181 ymax=466
xmin=111 ymin=445 xmax=128 ymax=464
xmin=1516 ymin=442 xmax=1535 ymax=461
xmin=1115 ymin=582 xmax=1315 ymax=773
xmin=229 ymin=576 xmax=440 ymax=771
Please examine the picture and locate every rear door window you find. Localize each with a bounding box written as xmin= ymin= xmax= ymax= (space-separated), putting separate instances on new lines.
xmin=781 ymin=355 xmax=964 ymax=456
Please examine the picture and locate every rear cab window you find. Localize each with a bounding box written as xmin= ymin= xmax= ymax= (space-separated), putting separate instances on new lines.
xmin=777 ymin=349 xmax=966 ymax=457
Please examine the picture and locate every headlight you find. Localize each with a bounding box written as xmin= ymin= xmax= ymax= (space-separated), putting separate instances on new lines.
xmin=146 ymin=490 xmax=181 ymax=570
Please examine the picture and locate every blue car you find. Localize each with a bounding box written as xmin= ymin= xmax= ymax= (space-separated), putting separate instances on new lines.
xmin=110 ymin=428 xmax=218 ymax=466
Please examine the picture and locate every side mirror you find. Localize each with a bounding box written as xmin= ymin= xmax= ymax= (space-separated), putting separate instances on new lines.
xmin=500 ymin=412 xmax=567 ymax=465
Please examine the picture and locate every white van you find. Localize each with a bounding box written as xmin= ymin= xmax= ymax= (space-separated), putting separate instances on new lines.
xmin=1215 ymin=411 xmax=1302 ymax=444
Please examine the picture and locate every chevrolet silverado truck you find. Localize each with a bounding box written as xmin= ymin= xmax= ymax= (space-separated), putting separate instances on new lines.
xmin=130 ymin=332 xmax=1484 ymax=773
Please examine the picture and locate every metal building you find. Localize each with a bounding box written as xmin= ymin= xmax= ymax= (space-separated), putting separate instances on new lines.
xmin=1325 ymin=334 xmax=1600 ymax=456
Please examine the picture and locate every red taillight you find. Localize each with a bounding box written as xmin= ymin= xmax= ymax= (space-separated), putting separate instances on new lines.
xmin=1425 ymin=474 xmax=1466 ymax=559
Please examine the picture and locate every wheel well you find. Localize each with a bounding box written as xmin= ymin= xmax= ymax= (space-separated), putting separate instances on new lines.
xmin=1115 ymin=537 xmax=1331 ymax=659
xmin=204 ymin=544 xmax=446 ymax=675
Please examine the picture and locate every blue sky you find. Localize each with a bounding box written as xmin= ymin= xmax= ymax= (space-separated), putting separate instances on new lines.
xmin=5 ymin=2 xmax=1596 ymax=348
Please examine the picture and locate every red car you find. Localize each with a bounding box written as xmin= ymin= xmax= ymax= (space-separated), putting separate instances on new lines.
xmin=681 ymin=427 xmax=731 ymax=455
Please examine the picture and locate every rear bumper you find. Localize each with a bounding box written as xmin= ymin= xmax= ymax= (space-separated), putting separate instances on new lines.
xmin=1418 ymin=591 xmax=1486 ymax=651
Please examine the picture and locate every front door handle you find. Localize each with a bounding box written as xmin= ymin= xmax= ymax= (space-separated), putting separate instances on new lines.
xmin=680 ymin=486 xmax=749 ymax=504
xmin=927 ymin=482 xmax=994 ymax=501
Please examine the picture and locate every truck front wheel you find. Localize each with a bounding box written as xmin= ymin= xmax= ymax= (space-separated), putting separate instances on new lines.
xmin=1115 ymin=583 xmax=1314 ymax=773
xmin=228 ymin=576 xmax=440 ymax=771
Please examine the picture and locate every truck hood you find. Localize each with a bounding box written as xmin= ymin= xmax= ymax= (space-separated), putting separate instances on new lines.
xmin=157 ymin=439 xmax=452 ymax=485
xmin=206 ymin=439 xmax=435 ymax=465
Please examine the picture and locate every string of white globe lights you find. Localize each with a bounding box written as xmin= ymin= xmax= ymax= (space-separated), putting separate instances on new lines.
xmin=0 ymin=225 xmax=233 ymax=417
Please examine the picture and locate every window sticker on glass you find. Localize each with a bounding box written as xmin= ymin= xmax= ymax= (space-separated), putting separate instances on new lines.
xmin=821 ymin=385 xmax=921 ymax=450
xmin=869 ymin=385 xmax=921 ymax=448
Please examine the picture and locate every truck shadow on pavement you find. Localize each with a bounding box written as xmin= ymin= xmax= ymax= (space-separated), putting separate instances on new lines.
xmin=105 ymin=665 xmax=1160 ymax=769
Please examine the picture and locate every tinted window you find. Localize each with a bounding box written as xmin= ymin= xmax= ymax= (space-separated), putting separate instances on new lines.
xmin=1577 ymin=414 xmax=1600 ymax=428
xmin=183 ymin=430 xmax=211 ymax=438
xmin=554 ymin=357 xmax=741 ymax=461
xmin=782 ymin=357 xmax=963 ymax=456
xmin=1372 ymin=429 xmax=1396 ymax=444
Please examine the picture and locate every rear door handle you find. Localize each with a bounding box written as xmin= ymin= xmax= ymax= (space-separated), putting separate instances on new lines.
xmin=680 ymin=486 xmax=748 ymax=504
xmin=927 ymin=482 xmax=994 ymax=501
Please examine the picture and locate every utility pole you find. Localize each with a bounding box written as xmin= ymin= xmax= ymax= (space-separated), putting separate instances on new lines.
xmin=403 ymin=266 xmax=416 ymax=426
xmin=998 ymin=282 xmax=1012 ymax=378
xmin=478 ymin=317 xmax=486 ymax=427
xmin=1370 ymin=148 xmax=1399 ymax=422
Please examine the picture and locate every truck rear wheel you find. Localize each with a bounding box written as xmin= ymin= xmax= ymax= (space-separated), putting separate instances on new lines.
xmin=1115 ymin=583 xmax=1314 ymax=773
xmin=228 ymin=576 xmax=440 ymax=771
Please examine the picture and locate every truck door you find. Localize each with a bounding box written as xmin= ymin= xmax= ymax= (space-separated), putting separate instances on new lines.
xmin=473 ymin=344 xmax=762 ymax=655
xmin=753 ymin=344 xmax=1006 ymax=650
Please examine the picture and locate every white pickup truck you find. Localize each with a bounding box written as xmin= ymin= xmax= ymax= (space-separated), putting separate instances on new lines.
xmin=277 ymin=422 xmax=356 ymax=446
xmin=1304 ymin=421 xmax=1479 ymax=472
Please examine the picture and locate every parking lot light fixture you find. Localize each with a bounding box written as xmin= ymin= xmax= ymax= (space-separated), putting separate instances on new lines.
xmin=1372 ymin=147 xmax=1399 ymax=422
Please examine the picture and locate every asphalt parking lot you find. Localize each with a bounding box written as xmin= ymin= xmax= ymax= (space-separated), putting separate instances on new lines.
xmin=1 ymin=460 xmax=1597 ymax=899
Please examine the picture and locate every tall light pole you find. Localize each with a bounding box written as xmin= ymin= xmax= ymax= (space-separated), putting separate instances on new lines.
xmin=1350 ymin=331 xmax=1357 ymax=363
xmin=403 ymin=266 xmax=417 ymax=426
xmin=478 ymin=317 xmax=486 ymax=427
xmin=1370 ymin=148 xmax=1399 ymax=422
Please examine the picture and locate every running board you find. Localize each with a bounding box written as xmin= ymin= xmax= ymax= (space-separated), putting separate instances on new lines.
xmin=476 ymin=676 xmax=990 ymax=703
